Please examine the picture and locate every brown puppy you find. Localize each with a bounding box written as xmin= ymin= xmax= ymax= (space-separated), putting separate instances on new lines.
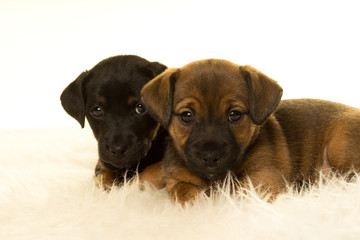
xmin=141 ymin=59 xmax=360 ymax=204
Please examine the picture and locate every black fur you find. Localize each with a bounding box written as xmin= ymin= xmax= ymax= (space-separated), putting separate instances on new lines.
xmin=61 ymin=55 xmax=167 ymax=182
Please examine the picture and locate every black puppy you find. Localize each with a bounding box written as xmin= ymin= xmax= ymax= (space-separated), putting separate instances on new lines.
xmin=61 ymin=55 xmax=167 ymax=189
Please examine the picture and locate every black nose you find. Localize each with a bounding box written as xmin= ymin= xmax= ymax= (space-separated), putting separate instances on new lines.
xmin=107 ymin=144 xmax=128 ymax=156
xmin=192 ymin=140 xmax=225 ymax=168
xmin=200 ymin=151 xmax=221 ymax=167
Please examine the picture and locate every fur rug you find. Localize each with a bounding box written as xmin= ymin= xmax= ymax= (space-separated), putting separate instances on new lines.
xmin=1 ymin=127 xmax=360 ymax=239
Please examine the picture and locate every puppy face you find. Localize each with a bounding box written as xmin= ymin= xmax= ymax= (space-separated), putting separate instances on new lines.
xmin=142 ymin=59 xmax=282 ymax=180
xmin=61 ymin=55 xmax=167 ymax=169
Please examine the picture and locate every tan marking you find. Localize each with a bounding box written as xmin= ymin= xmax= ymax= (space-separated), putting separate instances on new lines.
xmin=98 ymin=96 xmax=106 ymax=105
xmin=174 ymin=97 xmax=201 ymax=114
xmin=138 ymin=161 xmax=165 ymax=189
xmin=230 ymin=115 xmax=258 ymax=148
xmin=94 ymin=161 xmax=116 ymax=191
xmin=127 ymin=96 xmax=137 ymax=105
xmin=168 ymin=121 xmax=190 ymax=152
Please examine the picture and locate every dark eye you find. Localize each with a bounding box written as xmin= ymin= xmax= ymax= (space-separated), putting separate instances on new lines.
xmin=180 ymin=111 xmax=194 ymax=123
xmin=228 ymin=110 xmax=242 ymax=122
xmin=135 ymin=103 xmax=146 ymax=115
xmin=91 ymin=106 xmax=104 ymax=118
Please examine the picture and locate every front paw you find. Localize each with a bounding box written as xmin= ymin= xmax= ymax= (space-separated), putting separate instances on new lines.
xmin=168 ymin=182 xmax=201 ymax=206
xmin=138 ymin=161 xmax=165 ymax=190
xmin=94 ymin=172 xmax=116 ymax=191
xmin=94 ymin=161 xmax=116 ymax=191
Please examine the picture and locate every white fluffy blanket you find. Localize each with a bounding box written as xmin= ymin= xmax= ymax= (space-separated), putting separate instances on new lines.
xmin=1 ymin=127 xmax=360 ymax=239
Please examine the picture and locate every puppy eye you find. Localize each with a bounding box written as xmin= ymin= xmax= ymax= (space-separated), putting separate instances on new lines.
xmin=135 ymin=103 xmax=147 ymax=115
xmin=180 ymin=111 xmax=194 ymax=123
xmin=91 ymin=106 xmax=104 ymax=118
xmin=228 ymin=110 xmax=242 ymax=122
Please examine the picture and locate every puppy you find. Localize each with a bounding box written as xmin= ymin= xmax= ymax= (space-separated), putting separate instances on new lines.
xmin=61 ymin=55 xmax=167 ymax=189
xmin=141 ymin=59 xmax=360 ymax=204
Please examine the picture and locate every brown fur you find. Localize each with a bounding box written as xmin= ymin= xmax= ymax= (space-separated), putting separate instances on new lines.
xmin=141 ymin=59 xmax=360 ymax=205
xmin=138 ymin=161 xmax=166 ymax=189
xmin=94 ymin=161 xmax=116 ymax=190
xmin=275 ymin=99 xmax=360 ymax=180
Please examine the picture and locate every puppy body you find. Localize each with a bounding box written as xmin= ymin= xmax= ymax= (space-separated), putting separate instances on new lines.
xmin=142 ymin=59 xmax=360 ymax=204
xmin=61 ymin=55 xmax=167 ymax=189
xmin=275 ymin=99 xmax=360 ymax=181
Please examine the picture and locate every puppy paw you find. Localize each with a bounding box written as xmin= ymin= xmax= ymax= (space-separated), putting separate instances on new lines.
xmin=94 ymin=173 xmax=116 ymax=191
xmin=94 ymin=161 xmax=116 ymax=191
xmin=138 ymin=161 xmax=165 ymax=190
xmin=168 ymin=182 xmax=201 ymax=206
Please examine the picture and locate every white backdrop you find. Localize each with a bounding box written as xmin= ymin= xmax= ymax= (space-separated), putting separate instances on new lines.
xmin=1 ymin=0 xmax=359 ymax=130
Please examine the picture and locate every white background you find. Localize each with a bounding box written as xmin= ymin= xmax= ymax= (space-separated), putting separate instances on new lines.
xmin=1 ymin=0 xmax=359 ymax=130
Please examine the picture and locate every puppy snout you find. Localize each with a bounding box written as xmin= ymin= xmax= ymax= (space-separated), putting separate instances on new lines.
xmin=201 ymin=151 xmax=221 ymax=167
xmin=193 ymin=140 xmax=225 ymax=167
xmin=107 ymin=144 xmax=128 ymax=156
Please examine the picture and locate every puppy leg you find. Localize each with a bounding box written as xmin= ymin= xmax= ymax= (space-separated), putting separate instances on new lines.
xmin=165 ymin=167 xmax=207 ymax=206
xmin=138 ymin=161 xmax=166 ymax=189
xmin=240 ymin=167 xmax=288 ymax=202
xmin=94 ymin=160 xmax=116 ymax=191
xmin=326 ymin=124 xmax=360 ymax=175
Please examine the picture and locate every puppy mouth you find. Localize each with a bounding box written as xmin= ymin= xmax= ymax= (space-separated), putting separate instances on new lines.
xmin=99 ymin=144 xmax=149 ymax=169
xmin=99 ymin=154 xmax=141 ymax=169
xmin=183 ymin=154 xmax=232 ymax=180
xmin=184 ymin=146 xmax=241 ymax=181
xmin=193 ymin=165 xmax=229 ymax=181
xmin=200 ymin=167 xmax=225 ymax=181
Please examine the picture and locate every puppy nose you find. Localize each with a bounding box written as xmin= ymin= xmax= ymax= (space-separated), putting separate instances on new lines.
xmin=109 ymin=144 xmax=128 ymax=156
xmin=201 ymin=151 xmax=221 ymax=167
xmin=193 ymin=140 xmax=226 ymax=168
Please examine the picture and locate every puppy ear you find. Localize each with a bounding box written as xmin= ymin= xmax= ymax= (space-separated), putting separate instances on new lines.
xmin=148 ymin=61 xmax=168 ymax=76
xmin=239 ymin=65 xmax=283 ymax=125
xmin=141 ymin=68 xmax=179 ymax=128
xmin=60 ymin=71 xmax=89 ymax=128
xmin=140 ymin=62 xmax=167 ymax=79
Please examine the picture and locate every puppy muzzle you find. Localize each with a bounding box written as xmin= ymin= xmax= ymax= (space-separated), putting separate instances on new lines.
xmin=99 ymin=141 xmax=148 ymax=169
xmin=185 ymin=139 xmax=236 ymax=180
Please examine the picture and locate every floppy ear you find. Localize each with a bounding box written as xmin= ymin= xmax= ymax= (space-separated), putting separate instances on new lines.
xmin=60 ymin=71 xmax=90 ymax=128
xmin=138 ymin=61 xmax=167 ymax=79
xmin=239 ymin=65 xmax=283 ymax=125
xmin=141 ymin=68 xmax=179 ymax=128
xmin=148 ymin=61 xmax=168 ymax=77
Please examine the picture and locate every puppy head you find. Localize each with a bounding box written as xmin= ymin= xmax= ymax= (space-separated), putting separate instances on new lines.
xmin=141 ymin=59 xmax=282 ymax=180
xmin=61 ymin=55 xmax=167 ymax=169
